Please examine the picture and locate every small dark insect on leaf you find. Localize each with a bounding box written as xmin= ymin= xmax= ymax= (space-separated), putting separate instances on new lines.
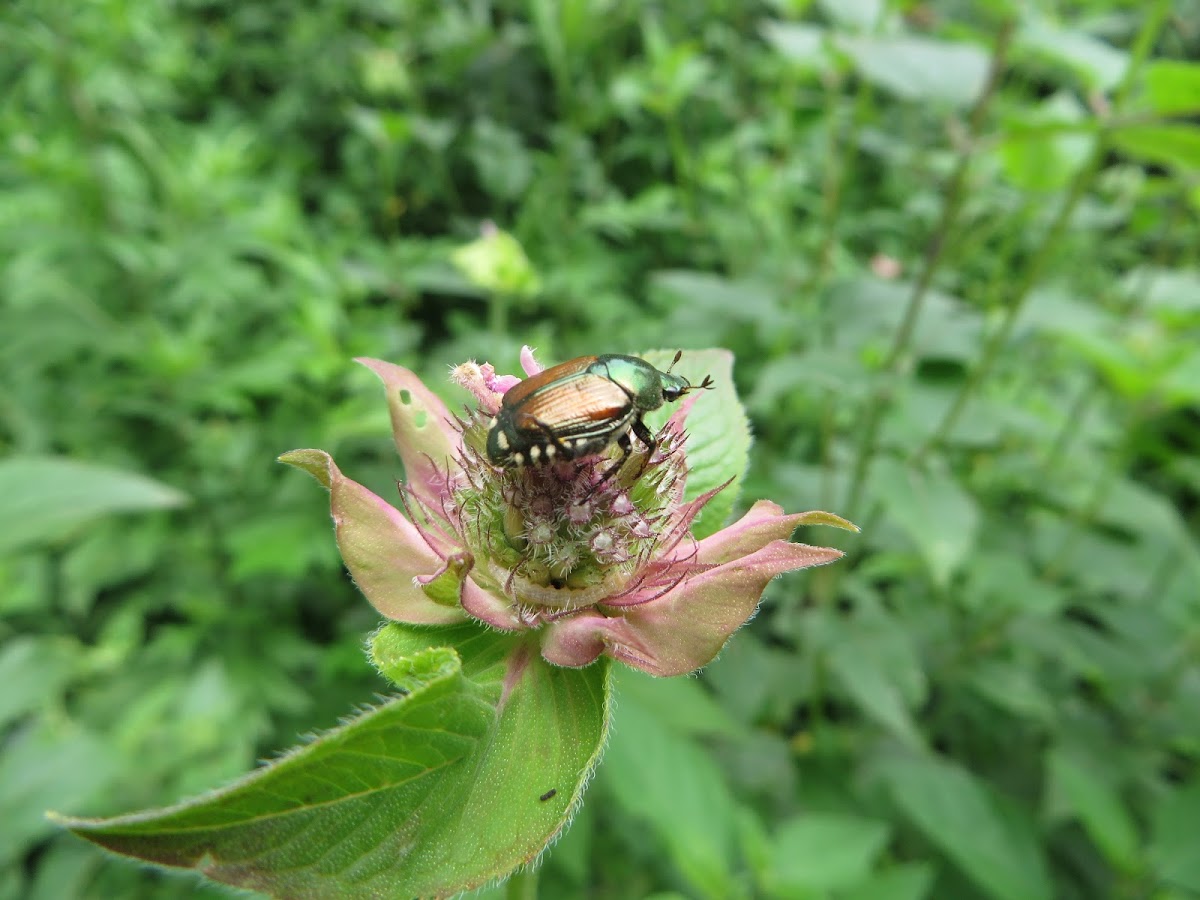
xmin=539 ymin=788 xmax=557 ymax=802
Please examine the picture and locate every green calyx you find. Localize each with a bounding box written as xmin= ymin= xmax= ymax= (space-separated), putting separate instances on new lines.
xmin=419 ymin=552 xmax=473 ymax=606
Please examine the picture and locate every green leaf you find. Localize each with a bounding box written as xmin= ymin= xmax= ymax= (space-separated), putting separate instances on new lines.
xmin=1148 ymin=779 xmax=1200 ymax=892
xmin=601 ymin=688 xmax=739 ymax=899
xmin=874 ymin=460 xmax=979 ymax=589
xmin=1140 ymin=60 xmax=1200 ymax=115
xmin=834 ymin=35 xmax=989 ymax=107
xmin=1122 ymin=266 xmax=1200 ymax=316
xmin=0 ymin=456 xmax=188 ymax=555
xmin=0 ymin=637 xmax=74 ymax=730
xmin=829 ymin=627 xmax=926 ymax=750
xmin=829 ymin=278 xmax=982 ymax=362
xmin=58 ymin=625 xmax=610 ymax=898
xmin=763 ymin=814 xmax=890 ymax=894
xmin=1112 ymin=124 xmax=1200 ymax=172
xmin=469 ymin=117 xmax=533 ymax=202
xmin=648 ymin=272 xmax=786 ymax=346
xmin=967 ymin=660 xmax=1056 ymax=723
xmin=1047 ymin=746 xmax=1140 ymax=872
xmin=817 ymin=0 xmax=884 ymax=31
xmin=642 ymin=348 xmax=750 ymax=540
xmin=842 ymin=863 xmax=935 ymax=900
xmin=880 ymin=756 xmax=1052 ymax=900
xmin=1017 ymin=19 xmax=1128 ymax=91
xmin=2 ymin=723 xmax=120 ymax=867
xmin=998 ymin=93 xmax=1095 ymax=192
xmin=761 ymin=21 xmax=829 ymax=70
xmin=612 ymin=667 xmax=743 ymax=739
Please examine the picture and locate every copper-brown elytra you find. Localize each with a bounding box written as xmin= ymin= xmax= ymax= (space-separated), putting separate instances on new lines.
xmin=486 ymin=352 xmax=713 ymax=469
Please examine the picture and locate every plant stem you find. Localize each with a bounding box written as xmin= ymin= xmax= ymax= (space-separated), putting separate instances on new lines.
xmin=911 ymin=0 xmax=1173 ymax=463
xmin=804 ymin=0 xmax=889 ymax=299
xmin=666 ymin=113 xmax=697 ymax=217
xmin=1041 ymin=201 xmax=1178 ymax=471
xmin=806 ymin=75 xmax=870 ymax=296
xmin=506 ymin=866 xmax=539 ymax=900
xmin=1039 ymin=438 xmax=1128 ymax=583
xmin=842 ymin=21 xmax=1014 ymax=518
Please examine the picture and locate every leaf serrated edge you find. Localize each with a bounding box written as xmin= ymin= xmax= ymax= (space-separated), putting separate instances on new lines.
xmin=49 ymin=647 xmax=465 ymax=834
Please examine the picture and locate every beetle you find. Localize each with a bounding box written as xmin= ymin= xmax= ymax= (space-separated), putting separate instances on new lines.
xmin=486 ymin=352 xmax=713 ymax=469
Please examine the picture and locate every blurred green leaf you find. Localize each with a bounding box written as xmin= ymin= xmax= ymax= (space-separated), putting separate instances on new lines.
xmin=874 ymin=460 xmax=980 ymax=589
xmin=835 ymin=35 xmax=989 ymax=107
xmin=1139 ymin=60 xmax=1200 ymax=115
xmin=817 ymin=0 xmax=884 ymax=31
xmin=1047 ymin=746 xmax=1140 ymax=872
xmin=842 ymin=863 xmax=934 ymax=900
xmin=469 ymin=118 xmax=534 ymax=202
xmin=0 ymin=637 xmax=74 ymax=730
xmin=1018 ymin=18 xmax=1128 ymax=90
xmin=880 ymin=755 xmax=1053 ymax=900
xmin=451 ymin=227 xmax=542 ymax=300
xmin=1 ymin=724 xmax=119 ymax=867
xmin=761 ymin=21 xmax=829 ymax=70
xmin=828 ymin=620 xmax=926 ymax=749
xmin=601 ymin=689 xmax=739 ymax=899
xmin=763 ymin=814 xmax=890 ymax=894
xmin=612 ymin=666 xmax=743 ymax=739
xmin=1149 ymin=779 xmax=1200 ymax=892
xmin=1124 ymin=267 xmax=1200 ymax=316
xmin=0 ymin=457 xmax=187 ymax=555
xmin=967 ymin=659 xmax=1056 ymax=723
xmin=829 ymin=278 xmax=982 ymax=362
xmin=1113 ymin=124 xmax=1200 ymax=172
xmin=999 ymin=94 xmax=1095 ymax=192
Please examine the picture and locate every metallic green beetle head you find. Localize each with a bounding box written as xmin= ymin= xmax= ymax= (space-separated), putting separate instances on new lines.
xmin=597 ymin=352 xmax=713 ymax=413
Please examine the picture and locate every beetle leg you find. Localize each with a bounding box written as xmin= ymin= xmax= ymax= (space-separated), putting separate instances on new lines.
xmin=630 ymin=417 xmax=656 ymax=458
xmin=592 ymin=433 xmax=631 ymax=490
xmin=623 ymin=417 xmax=660 ymax=481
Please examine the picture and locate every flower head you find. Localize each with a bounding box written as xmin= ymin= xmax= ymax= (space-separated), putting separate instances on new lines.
xmin=282 ymin=349 xmax=854 ymax=677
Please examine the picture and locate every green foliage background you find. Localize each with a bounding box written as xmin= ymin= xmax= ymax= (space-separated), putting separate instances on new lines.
xmin=3 ymin=0 xmax=1199 ymax=897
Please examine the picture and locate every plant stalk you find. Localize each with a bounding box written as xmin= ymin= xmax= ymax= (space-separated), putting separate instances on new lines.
xmin=843 ymin=21 xmax=1014 ymax=517
xmin=911 ymin=0 xmax=1173 ymax=462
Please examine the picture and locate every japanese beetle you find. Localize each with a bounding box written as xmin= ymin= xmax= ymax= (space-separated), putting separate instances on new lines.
xmin=486 ymin=352 xmax=712 ymax=469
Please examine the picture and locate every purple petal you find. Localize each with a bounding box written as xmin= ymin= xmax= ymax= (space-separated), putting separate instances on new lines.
xmin=279 ymin=449 xmax=467 ymax=626
xmin=694 ymin=501 xmax=855 ymax=566
xmin=654 ymin=480 xmax=733 ymax=556
xmin=355 ymin=358 xmax=461 ymax=503
xmin=450 ymin=361 xmax=504 ymax=415
xmin=487 ymin=372 xmax=521 ymax=394
xmin=520 ymin=345 xmax=543 ymax=376
xmin=461 ymin=577 xmax=525 ymax=631
xmin=605 ymin=539 xmax=844 ymax=676
xmin=541 ymin=611 xmax=656 ymax=670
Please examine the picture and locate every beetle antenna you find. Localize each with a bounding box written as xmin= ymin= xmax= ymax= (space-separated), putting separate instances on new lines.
xmin=665 ymin=350 xmax=683 ymax=373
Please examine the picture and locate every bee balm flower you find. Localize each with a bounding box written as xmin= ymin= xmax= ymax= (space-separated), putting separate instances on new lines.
xmin=281 ymin=349 xmax=854 ymax=677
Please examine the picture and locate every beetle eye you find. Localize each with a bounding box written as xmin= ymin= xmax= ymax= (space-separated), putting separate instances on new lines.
xmin=662 ymin=382 xmax=687 ymax=401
